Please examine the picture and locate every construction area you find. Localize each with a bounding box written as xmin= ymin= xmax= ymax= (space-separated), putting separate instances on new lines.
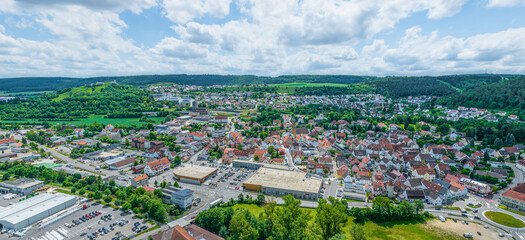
xmin=243 ymin=167 xmax=323 ymax=201
xmin=173 ymin=164 xmax=219 ymax=185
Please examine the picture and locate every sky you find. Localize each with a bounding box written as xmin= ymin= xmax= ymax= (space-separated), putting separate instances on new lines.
xmin=1 ymin=0 xmax=525 ymax=78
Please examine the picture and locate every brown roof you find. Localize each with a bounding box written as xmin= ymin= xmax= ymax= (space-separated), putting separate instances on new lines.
xmin=112 ymin=157 xmax=135 ymax=167
xmin=502 ymin=183 xmax=525 ymax=203
xmin=184 ymin=224 xmax=225 ymax=240
xmin=148 ymin=157 xmax=170 ymax=168
xmin=152 ymin=225 xmax=195 ymax=240
xmin=134 ymin=174 xmax=148 ymax=182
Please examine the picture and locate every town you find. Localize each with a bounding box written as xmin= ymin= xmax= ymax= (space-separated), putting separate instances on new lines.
xmin=0 ymin=83 xmax=524 ymax=240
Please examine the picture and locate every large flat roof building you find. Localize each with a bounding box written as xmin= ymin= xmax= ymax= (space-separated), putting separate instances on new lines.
xmin=173 ymin=165 xmax=218 ymax=185
xmin=0 ymin=178 xmax=44 ymax=195
xmin=0 ymin=193 xmax=77 ymax=230
xmin=243 ymin=167 xmax=322 ymax=201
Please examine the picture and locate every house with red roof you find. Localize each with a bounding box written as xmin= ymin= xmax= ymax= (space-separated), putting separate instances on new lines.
xmin=144 ymin=157 xmax=171 ymax=176
xmin=501 ymin=183 xmax=525 ymax=211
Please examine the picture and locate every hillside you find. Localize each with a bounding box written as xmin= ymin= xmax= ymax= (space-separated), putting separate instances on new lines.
xmin=0 ymin=75 xmax=375 ymax=93
xmin=0 ymin=83 xmax=166 ymax=121
xmin=365 ymin=77 xmax=456 ymax=97
xmin=439 ymin=77 xmax=525 ymax=115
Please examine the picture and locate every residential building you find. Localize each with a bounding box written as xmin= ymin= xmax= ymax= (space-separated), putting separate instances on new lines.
xmin=144 ymin=157 xmax=171 ymax=176
xmin=500 ymin=183 xmax=525 ymax=211
xmin=131 ymin=174 xmax=149 ymax=187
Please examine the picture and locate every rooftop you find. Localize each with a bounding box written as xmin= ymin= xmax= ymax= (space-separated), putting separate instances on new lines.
xmin=244 ymin=167 xmax=322 ymax=194
xmin=0 ymin=193 xmax=76 ymax=226
xmin=173 ymin=165 xmax=218 ymax=180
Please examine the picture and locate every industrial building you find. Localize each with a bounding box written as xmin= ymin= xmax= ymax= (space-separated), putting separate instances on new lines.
xmin=173 ymin=165 xmax=218 ymax=185
xmin=0 ymin=178 xmax=44 ymax=195
xmin=243 ymin=167 xmax=322 ymax=201
xmin=161 ymin=186 xmax=194 ymax=209
xmin=0 ymin=193 xmax=77 ymax=230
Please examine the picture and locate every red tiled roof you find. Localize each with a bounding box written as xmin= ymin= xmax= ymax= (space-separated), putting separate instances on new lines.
xmin=502 ymin=183 xmax=525 ymax=203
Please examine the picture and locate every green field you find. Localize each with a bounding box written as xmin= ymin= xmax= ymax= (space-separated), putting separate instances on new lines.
xmin=2 ymin=115 xmax=164 ymax=126
xmin=485 ymin=211 xmax=525 ymax=228
xmin=52 ymin=85 xmax=105 ymax=101
xmin=233 ymin=204 xmax=461 ymax=240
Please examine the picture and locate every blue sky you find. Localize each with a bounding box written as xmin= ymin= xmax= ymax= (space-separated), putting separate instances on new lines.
xmin=1 ymin=0 xmax=525 ymax=77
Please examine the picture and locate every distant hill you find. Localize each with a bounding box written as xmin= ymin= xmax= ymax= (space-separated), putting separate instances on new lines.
xmin=438 ymin=76 xmax=525 ymax=114
xmin=0 ymin=75 xmax=375 ymax=93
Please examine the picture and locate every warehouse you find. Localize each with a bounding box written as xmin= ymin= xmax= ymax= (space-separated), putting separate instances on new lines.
xmin=0 ymin=193 xmax=77 ymax=230
xmin=172 ymin=165 xmax=218 ymax=185
xmin=0 ymin=178 xmax=44 ymax=195
xmin=243 ymin=167 xmax=322 ymax=201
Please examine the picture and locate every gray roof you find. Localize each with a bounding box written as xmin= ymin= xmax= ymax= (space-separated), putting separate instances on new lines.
xmin=0 ymin=193 xmax=76 ymax=227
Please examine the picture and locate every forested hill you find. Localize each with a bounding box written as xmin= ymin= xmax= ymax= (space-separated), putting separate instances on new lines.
xmin=0 ymin=83 xmax=167 ymax=121
xmin=439 ymin=76 xmax=525 ymax=112
xmin=0 ymin=75 xmax=375 ymax=93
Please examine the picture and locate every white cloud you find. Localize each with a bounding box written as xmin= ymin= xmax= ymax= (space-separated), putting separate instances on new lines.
xmin=161 ymin=0 xmax=232 ymax=24
xmin=486 ymin=0 xmax=525 ymax=7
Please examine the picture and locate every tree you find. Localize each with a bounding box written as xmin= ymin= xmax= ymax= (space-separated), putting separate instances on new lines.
xmin=70 ymin=188 xmax=76 ymax=194
xmin=414 ymin=200 xmax=424 ymax=214
xmin=103 ymin=196 xmax=112 ymax=203
xmin=121 ymin=202 xmax=132 ymax=212
xmin=154 ymin=189 xmax=163 ymax=199
xmin=174 ymin=155 xmax=182 ymax=165
xmin=494 ymin=138 xmax=503 ymax=147
xmin=79 ymin=189 xmax=86 ymax=195
xmin=270 ymin=195 xmax=317 ymax=240
xmin=316 ymin=197 xmax=348 ymax=239
xmin=257 ymin=194 xmax=265 ymax=205
xmin=349 ymin=224 xmax=366 ymax=240
xmin=505 ymin=134 xmax=516 ymax=146
xmin=104 ymin=188 xmax=111 ymax=196
xmin=154 ymin=206 xmax=167 ymax=222
xmin=437 ymin=124 xmax=450 ymax=135
xmin=238 ymin=193 xmax=244 ymax=203
xmin=116 ymin=190 xmax=127 ymax=200
xmin=229 ymin=209 xmax=259 ymax=240
xmin=154 ymin=180 xmax=158 ymax=186
xmin=174 ymin=181 xmax=180 ymax=188
xmin=94 ymin=191 xmax=102 ymax=200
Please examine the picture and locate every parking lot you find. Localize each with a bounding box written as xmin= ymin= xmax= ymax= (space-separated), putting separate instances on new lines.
xmin=20 ymin=200 xmax=153 ymax=240
xmin=206 ymin=165 xmax=256 ymax=191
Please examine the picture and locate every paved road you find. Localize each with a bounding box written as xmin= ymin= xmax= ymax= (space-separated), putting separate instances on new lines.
xmin=34 ymin=142 xmax=115 ymax=176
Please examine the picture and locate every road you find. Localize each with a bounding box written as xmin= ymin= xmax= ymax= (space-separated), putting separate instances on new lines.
xmin=34 ymin=142 xmax=114 ymax=176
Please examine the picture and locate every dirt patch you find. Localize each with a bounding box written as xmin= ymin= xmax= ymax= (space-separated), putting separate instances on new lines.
xmin=426 ymin=219 xmax=508 ymax=240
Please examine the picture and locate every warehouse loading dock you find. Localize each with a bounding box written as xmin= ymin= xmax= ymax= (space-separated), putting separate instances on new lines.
xmin=172 ymin=165 xmax=219 ymax=185
xmin=243 ymin=167 xmax=322 ymax=201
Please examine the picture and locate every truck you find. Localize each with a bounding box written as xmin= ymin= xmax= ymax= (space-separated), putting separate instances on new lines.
xmin=463 ymin=233 xmax=473 ymax=238
xmin=438 ymin=216 xmax=446 ymax=222
xmin=209 ymin=198 xmax=223 ymax=208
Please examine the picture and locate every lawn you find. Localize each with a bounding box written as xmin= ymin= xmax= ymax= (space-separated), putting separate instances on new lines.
xmin=347 ymin=219 xmax=463 ymax=240
xmin=52 ymin=85 xmax=104 ymax=101
xmin=485 ymin=211 xmax=525 ymax=228
xmin=2 ymin=115 xmax=164 ymax=126
xmin=233 ymin=204 xmax=462 ymax=240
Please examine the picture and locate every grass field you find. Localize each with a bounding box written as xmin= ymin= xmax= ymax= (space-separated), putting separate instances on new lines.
xmin=2 ymin=115 xmax=164 ymax=126
xmin=485 ymin=211 xmax=525 ymax=228
xmin=233 ymin=204 xmax=462 ymax=240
